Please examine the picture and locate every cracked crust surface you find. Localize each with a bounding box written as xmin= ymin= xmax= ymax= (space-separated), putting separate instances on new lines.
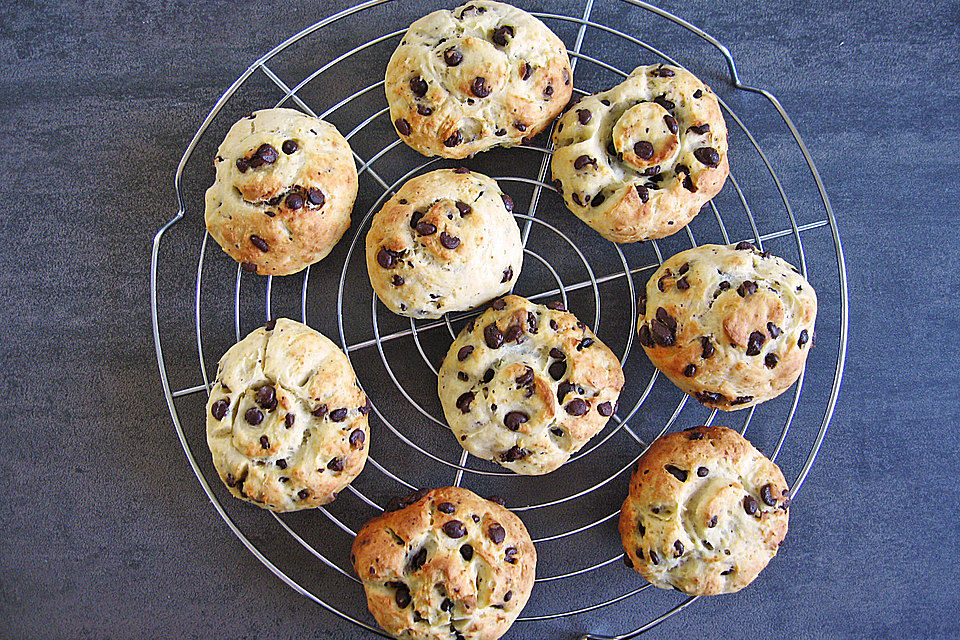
xmin=551 ymin=64 xmax=728 ymax=242
xmin=204 ymin=319 xmax=369 ymax=511
xmin=365 ymin=169 xmax=522 ymax=319
xmin=438 ymin=295 xmax=624 ymax=475
xmin=352 ymin=487 xmax=535 ymax=640
xmin=637 ymin=243 xmax=817 ymax=411
xmin=204 ymin=108 xmax=358 ymax=275
xmin=619 ymin=426 xmax=790 ymax=595
xmin=386 ymin=1 xmax=572 ymax=159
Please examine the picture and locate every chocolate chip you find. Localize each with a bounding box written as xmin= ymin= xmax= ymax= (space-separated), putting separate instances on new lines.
xmin=395 ymin=118 xmax=411 ymax=135
xmin=346 ymin=429 xmax=365 ymax=450
xmin=677 ymin=277 xmax=690 ymax=291
xmin=487 ymin=523 xmax=506 ymax=544
xmin=259 ymin=435 xmax=270 ymax=449
xmin=441 ymin=597 xmax=454 ymax=612
xmin=501 ymin=266 xmax=513 ymax=283
xmin=471 ymin=76 xmax=491 ymax=98
xmin=504 ymin=590 xmax=513 ymax=602
xmin=546 ymin=300 xmax=565 ymax=311
xmin=312 ymin=404 xmax=328 ymax=418
xmin=500 ymin=446 xmax=526 ymax=462
xmin=732 ymin=395 xmax=753 ymax=405
xmin=492 ymin=25 xmax=514 ymax=46
xmin=689 ymin=123 xmax=711 ymax=135
xmin=674 ymin=540 xmax=684 ymax=556
xmin=735 ymin=241 xmax=756 ymax=251
xmin=577 ymin=108 xmax=592 ymax=125
xmin=653 ymin=95 xmax=675 ymax=110
xmin=392 ymin=275 xmax=404 ymax=286
xmin=574 ymin=155 xmax=596 ymax=170
xmin=743 ymin=495 xmax=759 ymax=515
xmin=697 ymin=466 xmax=709 ymax=477
xmin=767 ymin=322 xmax=782 ymax=338
xmin=482 ymin=368 xmax=495 ymax=383
xmin=457 ymin=372 xmax=468 ymax=381
xmin=592 ymin=193 xmax=606 ymax=207
xmin=682 ymin=175 xmax=696 ymax=191
xmin=651 ymin=66 xmax=675 ymax=77
xmin=255 ymin=384 xmax=277 ymax=410
xmin=693 ymin=89 xmax=703 ymax=98
xmin=280 ymin=191 xmax=303 ymax=210
xmin=664 ymin=114 xmax=679 ymax=134
xmin=721 ymin=568 xmax=735 ymax=576
xmin=548 ymin=360 xmax=567 ymax=381
xmin=236 ymin=157 xmax=249 ymax=172
xmin=244 ymin=407 xmax=263 ymax=425
xmin=665 ymin=465 xmax=688 ymax=482
xmin=415 ymin=221 xmax=437 ymax=236
xmin=798 ymin=329 xmax=809 ymax=348
xmin=597 ymin=401 xmax=613 ymax=416
xmin=638 ymin=324 xmax=653 ymax=347
xmin=457 ymin=345 xmax=474 ymax=361
xmin=765 ymin=353 xmax=779 ymax=369
xmin=459 ymin=545 xmax=473 ymax=561
xmin=256 ymin=144 xmax=278 ymax=164
xmin=442 ymin=520 xmax=466 ymax=538
xmin=708 ymin=515 xmax=718 ymax=527
xmin=643 ymin=165 xmax=661 ymax=176
xmin=327 ymin=457 xmax=344 ymax=472
xmin=410 ymin=76 xmax=427 ymax=97
xmin=683 ymin=363 xmax=697 ymax=377
xmin=760 ymin=483 xmax=778 ymax=507
xmin=501 ymin=193 xmax=513 ymax=211
xmin=694 ymin=146 xmax=721 ymax=167
xmin=565 ymin=398 xmax=588 ymax=415
xmin=210 ymin=399 xmax=229 ymax=420
xmin=304 ymin=188 xmax=324 ymax=207
xmin=746 ymin=330 xmax=766 ymax=356
xmin=250 ymin=235 xmax=269 ymax=252
xmin=298 ymin=488 xmax=311 ymax=500
xmin=278 ymin=140 xmax=298 ymax=156
xmin=636 ymin=184 xmax=649 ymax=203
xmin=737 ymin=280 xmax=758 ymax=297
xmin=504 ymin=547 xmax=518 ymax=563
xmin=578 ymin=337 xmax=594 ymax=351
xmin=519 ymin=61 xmax=532 ymax=80
xmin=633 ymin=140 xmax=654 ymax=160
xmin=444 ymin=131 xmax=462 ymax=147
xmin=571 ymin=193 xmax=582 ymax=206
xmin=437 ymin=501 xmax=456 ymax=514
xmin=484 ymin=323 xmax=503 ymax=348
xmin=393 ymin=583 xmax=411 ymax=608
xmin=274 ymin=458 xmax=287 ymax=470
xmin=600 ymin=98 xmax=611 ymax=106
xmin=695 ymin=390 xmax=725 ymax=405
xmin=503 ymin=411 xmax=528 ymax=431
xmin=649 ymin=550 xmax=659 ymax=565
xmin=443 ymin=47 xmax=462 ymax=66
xmin=330 ymin=408 xmax=348 ymax=422
xmin=376 ymin=247 xmax=398 ymax=268
xmin=514 ymin=367 xmax=534 ymax=386
xmin=543 ymin=84 xmax=553 ymax=98
xmin=456 ymin=392 xmax=475 ymax=413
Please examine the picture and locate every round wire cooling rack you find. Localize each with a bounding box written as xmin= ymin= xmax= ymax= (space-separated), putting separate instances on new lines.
xmin=150 ymin=0 xmax=849 ymax=637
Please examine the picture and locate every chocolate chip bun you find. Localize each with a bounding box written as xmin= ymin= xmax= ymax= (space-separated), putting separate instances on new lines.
xmin=204 ymin=108 xmax=358 ymax=275
xmin=205 ymin=319 xmax=369 ymax=511
xmin=619 ymin=426 xmax=790 ymax=595
xmin=638 ymin=243 xmax=817 ymax=411
xmin=352 ymin=487 xmax=536 ymax=640
xmin=551 ymin=64 xmax=728 ymax=242
xmin=438 ymin=295 xmax=624 ymax=475
xmin=365 ymin=168 xmax=522 ymax=319
xmin=385 ymin=1 xmax=573 ymax=159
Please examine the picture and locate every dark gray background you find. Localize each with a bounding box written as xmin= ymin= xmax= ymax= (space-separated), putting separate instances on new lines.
xmin=1 ymin=0 xmax=958 ymax=638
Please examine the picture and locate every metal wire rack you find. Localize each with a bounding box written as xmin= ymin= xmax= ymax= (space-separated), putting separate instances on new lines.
xmin=150 ymin=0 xmax=849 ymax=637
